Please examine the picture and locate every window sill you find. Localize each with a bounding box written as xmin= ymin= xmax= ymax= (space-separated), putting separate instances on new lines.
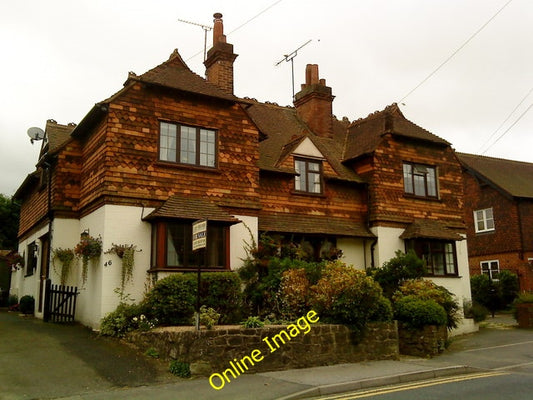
xmin=425 ymin=274 xmax=461 ymax=279
xmin=148 ymin=267 xmax=230 ymax=273
xmin=291 ymin=190 xmax=326 ymax=198
xmin=403 ymin=194 xmax=441 ymax=202
xmin=155 ymin=161 xmax=221 ymax=174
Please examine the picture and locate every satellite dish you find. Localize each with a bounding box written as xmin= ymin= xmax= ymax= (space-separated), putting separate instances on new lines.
xmin=27 ymin=127 xmax=45 ymax=144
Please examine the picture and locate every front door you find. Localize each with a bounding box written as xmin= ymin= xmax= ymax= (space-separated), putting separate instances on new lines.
xmin=38 ymin=234 xmax=50 ymax=313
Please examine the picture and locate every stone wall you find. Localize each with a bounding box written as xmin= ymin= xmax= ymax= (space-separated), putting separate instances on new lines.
xmin=398 ymin=324 xmax=448 ymax=358
xmin=128 ymin=322 xmax=399 ymax=375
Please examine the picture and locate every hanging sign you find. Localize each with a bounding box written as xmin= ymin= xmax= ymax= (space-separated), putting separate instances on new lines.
xmin=192 ymin=219 xmax=207 ymax=251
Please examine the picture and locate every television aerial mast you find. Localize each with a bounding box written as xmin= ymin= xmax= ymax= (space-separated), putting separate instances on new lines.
xmin=178 ymin=18 xmax=213 ymax=61
xmin=275 ymin=39 xmax=313 ymax=100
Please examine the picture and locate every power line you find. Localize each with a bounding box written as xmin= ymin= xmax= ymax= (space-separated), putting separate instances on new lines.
xmin=185 ymin=0 xmax=285 ymax=62
xmin=399 ymin=0 xmax=514 ymax=104
xmin=481 ymin=103 xmax=533 ymax=154
xmin=478 ymin=86 xmax=533 ymax=154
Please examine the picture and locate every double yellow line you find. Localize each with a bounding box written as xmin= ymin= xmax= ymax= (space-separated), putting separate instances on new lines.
xmin=315 ymin=371 xmax=509 ymax=400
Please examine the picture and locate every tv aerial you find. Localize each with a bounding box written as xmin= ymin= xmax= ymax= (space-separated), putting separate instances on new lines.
xmin=275 ymin=39 xmax=313 ymax=100
xmin=178 ymin=18 xmax=213 ymax=61
xmin=27 ymin=127 xmax=45 ymax=144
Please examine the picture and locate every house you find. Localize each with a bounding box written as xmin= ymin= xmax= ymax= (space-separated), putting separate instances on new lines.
xmin=458 ymin=153 xmax=533 ymax=291
xmin=11 ymin=14 xmax=474 ymax=333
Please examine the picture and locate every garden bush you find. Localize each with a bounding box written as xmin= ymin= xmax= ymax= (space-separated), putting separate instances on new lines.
xmin=200 ymin=272 xmax=243 ymax=324
xmin=370 ymin=250 xmax=426 ymax=299
xmin=394 ymin=296 xmax=447 ymax=329
xmin=498 ymin=270 xmax=519 ymax=308
xmin=393 ymin=279 xmax=460 ymax=329
xmin=463 ymin=300 xmax=489 ymax=322
xmin=470 ymin=271 xmax=519 ymax=313
xmin=143 ymin=273 xmax=196 ymax=326
xmin=278 ymin=268 xmax=311 ymax=320
xmin=309 ymin=261 xmax=392 ymax=336
xmin=19 ymin=295 xmax=35 ymax=315
xmin=100 ymin=302 xmax=151 ymax=337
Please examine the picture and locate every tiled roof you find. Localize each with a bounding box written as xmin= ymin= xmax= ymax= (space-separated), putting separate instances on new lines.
xmin=143 ymin=194 xmax=240 ymax=224
xmin=246 ymin=101 xmax=364 ymax=183
xmin=457 ymin=153 xmax=533 ymax=199
xmin=129 ymin=49 xmax=239 ymax=103
xmin=344 ymin=104 xmax=450 ymax=161
xmin=399 ymin=219 xmax=463 ymax=241
xmin=44 ymin=120 xmax=75 ymax=155
xmin=259 ymin=212 xmax=375 ymax=238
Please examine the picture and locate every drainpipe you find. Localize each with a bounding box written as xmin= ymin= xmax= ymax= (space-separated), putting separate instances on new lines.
xmin=44 ymin=161 xmax=53 ymax=281
xmin=370 ymin=239 xmax=377 ymax=269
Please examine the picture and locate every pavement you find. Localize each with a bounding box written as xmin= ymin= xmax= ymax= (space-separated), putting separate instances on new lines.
xmin=1 ymin=311 xmax=530 ymax=400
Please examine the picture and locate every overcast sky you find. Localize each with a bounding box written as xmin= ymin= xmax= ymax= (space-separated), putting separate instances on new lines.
xmin=1 ymin=0 xmax=531 ymax=196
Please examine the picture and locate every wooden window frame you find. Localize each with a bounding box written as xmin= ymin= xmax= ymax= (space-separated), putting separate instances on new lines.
xmin=407 ymin=239 xmax=458 ymax=277
xmin=150 ymin=220 xmax=230 ymax=271
xmin=403 ymin=162 xmax=438 ymax=199
xmin=294 ymin=158 xmax=324 ymax=194
xmin=159 ymin=121 xmax=217 ymax=168
xmin=474 ymin=208 xmax=495 ymax=233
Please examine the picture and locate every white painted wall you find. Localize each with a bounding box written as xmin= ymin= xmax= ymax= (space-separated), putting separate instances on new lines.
xmin=370 ymin=226 xmax=405 ymax=268
xmin=229 ymin=215 xmax=258 ymax=270
xmin=337 ymin=237 xmax=368 ymax=270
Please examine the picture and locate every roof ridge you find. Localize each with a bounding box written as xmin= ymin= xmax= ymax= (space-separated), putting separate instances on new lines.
xmin=458 ymin=152 xmax=533 ymax=166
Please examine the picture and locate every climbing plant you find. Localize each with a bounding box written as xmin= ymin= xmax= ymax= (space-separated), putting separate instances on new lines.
xmin=105 ymin=243 xmax=138 ymax=291
xmin=74 ymin=234 xmax=102 ymax=284
xmin=52 ymin=248 xmax=75 ymax=285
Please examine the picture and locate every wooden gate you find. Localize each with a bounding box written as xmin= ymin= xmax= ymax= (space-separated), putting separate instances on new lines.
xmin=43 ymin=279 xmax=79 ymax=323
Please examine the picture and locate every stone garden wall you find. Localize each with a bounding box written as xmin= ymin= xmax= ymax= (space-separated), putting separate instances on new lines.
xmin=128 ymin=322 xmax=399 ymax=375
xmin=397 ymin=324 xmax=448 ymax=358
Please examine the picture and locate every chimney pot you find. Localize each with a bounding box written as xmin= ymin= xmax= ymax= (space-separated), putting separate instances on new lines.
xmin=305 ymin=64 xmax=319 ymax=85
xmin=213 ymin=13 xmax=226 ymax=44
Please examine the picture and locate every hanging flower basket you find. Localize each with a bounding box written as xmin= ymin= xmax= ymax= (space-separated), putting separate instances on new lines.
xmin=105 ymin=243 xmax=138 ymax=291
xmin=52 ymin=248 xmax=75 ymax=286
xmin=7 ymin=252 xmax=25 ymax=271
xmin=74 ymin=234 xmax=102 ymax=284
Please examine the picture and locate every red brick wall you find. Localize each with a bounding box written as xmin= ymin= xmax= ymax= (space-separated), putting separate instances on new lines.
xmin=469 ymin=252 xmax=533 ymax=292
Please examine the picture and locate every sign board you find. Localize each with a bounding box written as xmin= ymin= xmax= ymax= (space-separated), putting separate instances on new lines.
xmin=192 ymin=220 xmax=207 ymax=251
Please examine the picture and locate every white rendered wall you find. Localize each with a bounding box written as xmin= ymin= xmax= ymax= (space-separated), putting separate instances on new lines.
xmin=370 ymin=226 xmax=405 ymax=268
xmin=337 ymin=238 xmax=368 ymax=270
xmin=229 ymin=216 xmax=258 ymax=270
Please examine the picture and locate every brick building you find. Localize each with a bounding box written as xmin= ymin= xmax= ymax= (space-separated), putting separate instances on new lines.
xmin=458 ymin=153 xmax=533 ymax=291
xmin=12 ymin=14 xmax=473 ymax=332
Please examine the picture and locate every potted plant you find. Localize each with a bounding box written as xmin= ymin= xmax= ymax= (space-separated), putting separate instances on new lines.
xmin=7 ymin=252 xmax=24 ymax=272
xmin=52 ymin=248 xmax=75 ymax=286
xmin=105 ymin=243 xmax=138 ymax=291
xmin=74 ymin=234 xmax=102 ymax=284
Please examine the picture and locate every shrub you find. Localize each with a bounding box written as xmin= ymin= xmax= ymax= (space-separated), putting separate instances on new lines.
xmin=371 ymin=250 xmax=426 ymax=299
xmin=394 ymin=296 xmax=447 ymax=329
xmin=368 ymin=295 xmax=394 ymax=322
xmin=200 ymin=272 xmax=243 ymax=324
xmin=144 ymin=273 xmax=196 ymax=326
xmin=100 ymin=302 xmax=150 ymax=337
xmin=19 ymin=295 xmax=35 ymax=315
xmin=241 ymin=316 xmax=265 ymax=328
xmin=195 ymin=305 xmax=220 ymax=329
xmin=309 ymin=261 xmax=391 ymax=336
xmin=393 ymin=279 xmax=460 ymax=329
xmin=278 ymin=268 xmax=311 ymax=320
xmin=463 ymin=300 xmax=489 ymax=322
xmin=498 ymin=270 xmax=519 ymax=308
xmin=169 ymin=360 xmax=191 ymax=378
xmin=512 ymin=293 xmax=533 ymax=321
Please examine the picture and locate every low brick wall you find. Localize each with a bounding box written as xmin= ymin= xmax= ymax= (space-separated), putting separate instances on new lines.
xmin=398 ymin=324 xmax=448 ymax=358
xmin=128 ymin=322 xmax=399 ymax=375
xmin=516 ymin=304 xmax=533 ymax=328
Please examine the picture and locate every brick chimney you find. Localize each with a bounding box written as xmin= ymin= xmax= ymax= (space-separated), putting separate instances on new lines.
xmin=294 ymin=64 xmax=335 ymax=138
xmin=204 ymin=13 xmax=238 ymax=94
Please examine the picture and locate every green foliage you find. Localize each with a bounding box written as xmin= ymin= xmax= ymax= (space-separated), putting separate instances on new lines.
xmin=105 ymin=243 xmax=137 ymax=292
xmin=371 ymin=250 xmax=426 ymax=299
xmin=144 ymin=347 xmax=160 ymax=358
xmin=241 ymin=316 xmax=265 ymax=328
xmin=470 ymin=271 xmax=519 ymax=312
xmin=99 ymin=302 xmax=153 ymax=337
xmin=393 ymin=279 xmax=460 ymax=329
xmin=143 ymin=274 xmax=196 ymax=326
xmin=196 ymin=305 xmax=220 ymax=329
xmin=74 ymin=234 xmax=102 ymax=284
xmin=463 ymin=300 xmax=489 ymax=322
xmin=169 ymin=360 xmax=191 ymax=378
xmin=279 ymin=268 xmax=311 ymax=320
xmin=19 ymin=295 xmax=35 ymax=315
xmin=512 ymin=293 xmax=533 ymax=321
xmin=498 ymin=270 xmax=520 ymax=308
xmin=309 ymin=261 xmax=392 ymax=336
xmin=470 ymin=274 xmax=493 ymax=307
xmin=394 ymin=296 xmax=448 ymax=329
xmin=200 ymin=272 xmax=243 ymax=324
xmin=0 ymin=194 xmax=20 ymax=250
xmin=52 ymin=248 xmax=75 ymax=286
xmin=367 ymin=295 xmax=394 ymax=322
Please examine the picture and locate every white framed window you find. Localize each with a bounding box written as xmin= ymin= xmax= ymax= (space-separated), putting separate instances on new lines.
xmin=294 ymin=158 xmax=323 ymax=194
xmin=474 ymin=208 xmax=495 ymax=233
xmin=481 ymin=260 xmax=499 ymax=279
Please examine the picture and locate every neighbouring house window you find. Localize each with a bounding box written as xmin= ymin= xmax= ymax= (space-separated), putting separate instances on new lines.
xmin=151 ymin=221 xmax=227 ymax=269
xmin=474 ymin=208 xmax=495 ymax=233
xmin=295 ymin=158 xmax=323 ymax=194
xmin=403 ymin=163 xmax=438 ymax=198
xmin=26 ymin=242 xmax=38 ymax=277
xmin=406 ymin=240 xmax=458 ymax=276
xmin=481 ymin=260 xmax=500 ymax=279
xmin=159 ymin=121 xmax=217 ymax=167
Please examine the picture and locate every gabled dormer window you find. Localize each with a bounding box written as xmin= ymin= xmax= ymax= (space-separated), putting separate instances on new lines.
xmin=403 ymin=163 xmax=438 ymax=198
xmin=159 ymin=121 xmax=217 ymax=168
xmin=295 ymin=158 xmax=323 ymax=194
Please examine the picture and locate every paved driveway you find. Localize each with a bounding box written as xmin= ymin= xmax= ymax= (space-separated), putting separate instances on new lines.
xmin=0 ymin=311 xmax=170 ymax=400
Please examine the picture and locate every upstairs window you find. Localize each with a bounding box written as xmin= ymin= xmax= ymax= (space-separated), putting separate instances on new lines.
xmin=403 ymin=163 xmax=438 ymax=198
xmin=159 ymin=122 xmax=217 ymax=168
xmin=295 ymin=158 xmax=323 ymax=194
xmin=474 ymin=208 xmax=495 ymax=233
